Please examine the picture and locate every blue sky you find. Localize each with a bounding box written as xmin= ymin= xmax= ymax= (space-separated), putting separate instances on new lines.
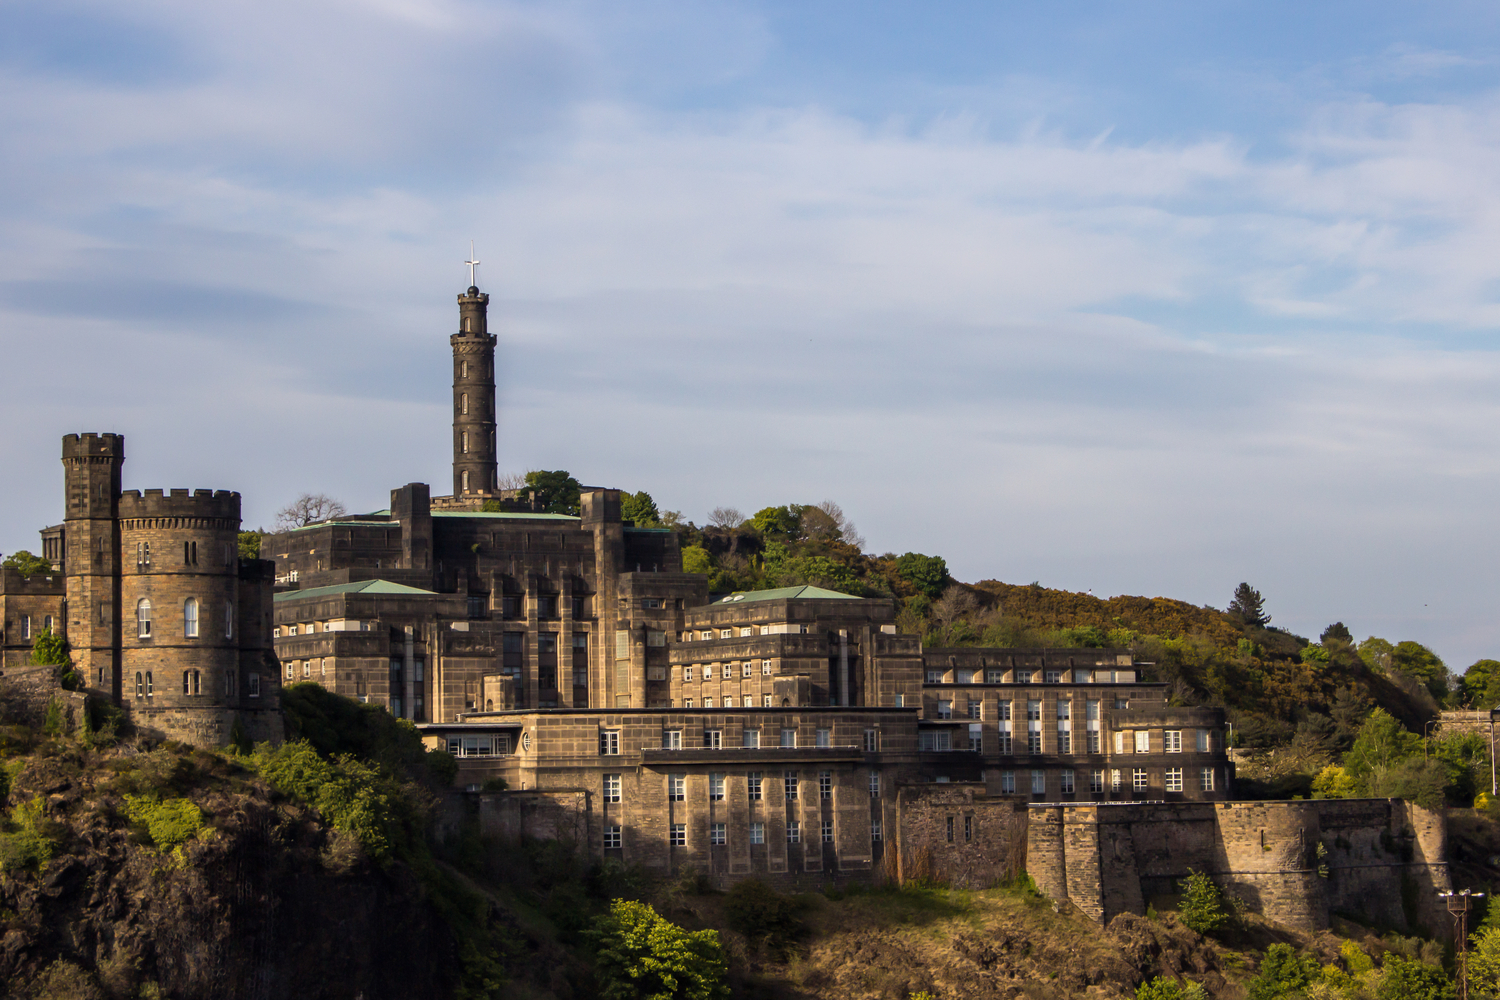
xmin=4 ymin=1 xmax=1500 ymax=665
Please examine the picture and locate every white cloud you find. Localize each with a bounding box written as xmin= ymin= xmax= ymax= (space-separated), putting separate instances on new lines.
xmin=4 ymin=2 xmax=1500 ymax=662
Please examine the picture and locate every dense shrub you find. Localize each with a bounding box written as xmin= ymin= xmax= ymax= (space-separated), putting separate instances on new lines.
xmin=1246 ymin=944 xmax=1320 ymax=1000
xmin=122 ymin=794 xmax=204 ymax=851
xmin=1375 ymin=955 xmax=1451 ymax=1000
xmin=588 ymin=899 xmax=728 ymax=1000
xmin=0 ymin=796 xmax=57 ymax=873
xmin=251 ymin=740 xmax=408 ymax=862
xmin=1177 ymin=870 xmax=1227 ymax=935
xmin=1136 ymin=977 xmax=1207 ymax=1000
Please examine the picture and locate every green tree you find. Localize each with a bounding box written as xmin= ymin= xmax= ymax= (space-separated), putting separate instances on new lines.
xmin=588 ymin=899 xmax=729 ymax=1000
xmin=1463 ymin=660 xmax=1500 ymax=708
xmin=1360 ymin=636 xmax=1396 ymax=673
xmin=524 ymin=470 xmax=582 ymax=516
xmin=1 ymin=550 xmax=52 ymax=576
xmin=749 ymin=505 xmax=804 ymax=539
xmin=1364 ymin=758 xmax=1448 ymax=810
xmin=1311 ymin=764 xmax=1358 ymax=799
xmin=622 ymin=491 xmax=661 ymax=527
xmin=1178 ymin=869 xmax=1227 ymax=935
xmin=1393 ymin=641 xmax=1450 ymax=701
xmin=895 ymin=553 xmax=949 ymax=600
xmin=1470 ymin=926 xmax=1500 ymax=1000
xmin=1343 ymin=709 xmax=1423 ymax=783
xmin=238 ymin=531 xmax=261 ymax=560
xmin=1375 ymin=955 xmax=1452 ymax=1000
xmin=1246 ymin=944 xmax=1320 ymax=1000
xmin=681 ymin=546 xmax=714 ymax=576
xmin=1227 ymin=582 xmax=1270 ymax=627
xmin=30 ymin=628 xmax=68 ymax=667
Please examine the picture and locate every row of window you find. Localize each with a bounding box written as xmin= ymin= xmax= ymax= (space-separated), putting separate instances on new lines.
xmin=132 ymin=541 xmax=235 ymax=570
xmin=680 ymin=625 xmax=809 ymax=641
xmin=14 ymin=614 xmax=55 ymax=640
xmin=131 ymin=669 xmax=259 ymax=698
xmin=603 ymin=769 xmax=869 ymax=804
xmin=603 ymin=727 xmax=880 ymax=753
xmin=603 ymin=818 xmax=867 ymax=850
xmin=933 ymin=697 xmax=1128 ymax=721
xmin=135 ymin=598 xmax=234 ymax=640
xmin=681 ymin=661 xmax=776 ymax=680
xmin=993 ymin=767 xmax=1215 ymax=795
xmin=924 ymin=668 xmax=1134 ymax=685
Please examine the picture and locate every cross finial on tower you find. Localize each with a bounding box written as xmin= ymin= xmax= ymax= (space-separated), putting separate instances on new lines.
xmin=464 ymin=240 xmax=480 ymax=289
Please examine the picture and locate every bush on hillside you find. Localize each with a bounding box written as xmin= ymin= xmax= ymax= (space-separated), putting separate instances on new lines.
xmin=1246 ymin=944 xmax=1320 ymax=1000
xmin=1177 ymin=870 xmax=1227 ymax=935
xmin=724 ymin=879 xmax=806 ymax=959
xmin=588 ymin=899 xmax=728 ymax=1000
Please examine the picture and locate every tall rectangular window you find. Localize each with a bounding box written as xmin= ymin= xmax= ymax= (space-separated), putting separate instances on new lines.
xmin=1056 ymin=699 xmax=1071 ymax=754
xmin=1060 ymin=769 xmax=1075 ymax=794
xmin=1165 ymin=730 xmax=1182 ymax=753
xmin=603 ymin=775 xmax=621 ymax=803
xmin=998 ymin=700 xmax=1012 ymax=754
xmin=1090 ymin=769 xmax=1104 ymax=794
xmin=1111 ymin=769 xmax=1122 ymax=792
xmin=819 ymin=771 xmax=832 ymax=798
xmin=710 ymin=823 xmax=727 ymax=846
xmin=704 ymin=729 xmax=723 ymax=749
xmin=742 ymin=729 xmax=760 ymax=748
xmin=821 ymin=821 xmax=834 ymax=843
xmin=1133 ymin=768 xmax=1149 ymax=791
xmin=669 ymin=824 xmax=686 ymax=847
xmin=709 ymin=773 xmax=725 ymax=800
xmin=937 ymin=699 xmax=953 ymax=719
xmin=1027 ymin=700 xmax=1042 ymax=755
xmin=1200 ymin=767 xmax=1215 ymax=791
xmin=1197 ymin=729 xmax=1211 ymax=752
xmin=1000 ymin=770 xmax=1015 ymax=794
xmin=1134 ymin=731 xmax=1151 ymax=753
xmin=749 ymin=822 xmax=765 ymax=844
xmin=780 ymin=729 xmax=797 ymax=748
xmin=1165 ymin=767 xmax=1184 ymax=793
xmin=669 ymin=774 xmax=686 ymax=801
xmin=786 ymin=820 xmax=801 ymax=844
xmin=748 ymin=772 xmax=762 ymax=800
xmin=869 ymin=771 xmax=880 ymax=798
xmin=864 ymin=729 xmax=879 ymax=752
xmin=784 ymin=771 xmax=798 ymax=800
xmin=663 ymin=729 xmax=683 ymax=750
xmin=183 ymin=598 xmax=199 ymax=638
xmin=871 ymin=820 xmax=883 ymax=841
xmin=604 ymin=826 xmax=622 ymax=849
xmin=967 ymin=699 xmax=982 ymax=719
xmin=816 ymin=728 xmax=831 ymax=747
xmin=599 ymin=730 xmax=620 ymax=755
xmin=968 ymin=723 xmax=983 ymax=751
xmin=1030 ymin=770 xmax=1046 ymax=795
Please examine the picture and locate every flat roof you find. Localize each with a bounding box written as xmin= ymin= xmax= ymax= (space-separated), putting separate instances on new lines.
xmin=713 ymin=585 xmax=863 ymax=604
xmin=432 ymin=511 xmax=581 ymax=522
xmin=274 ymin=579 xmax=439 ymax=602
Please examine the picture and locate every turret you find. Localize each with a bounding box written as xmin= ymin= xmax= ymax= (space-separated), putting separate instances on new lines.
xmin=451 ymin=285 xmax=498 ymax=497
xmin=62 ymin=433 xmax=124 ymax=697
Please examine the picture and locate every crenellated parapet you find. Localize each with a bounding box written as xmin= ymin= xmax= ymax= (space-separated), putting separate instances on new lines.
xmin=118 ymin=489 xmax=241 ymax=527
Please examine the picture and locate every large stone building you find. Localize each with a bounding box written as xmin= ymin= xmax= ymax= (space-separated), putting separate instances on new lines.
xmin=251 ymin=279 xmax=1233 ymax=888
xmin=0 ymin=434 xmax=283 ymax=746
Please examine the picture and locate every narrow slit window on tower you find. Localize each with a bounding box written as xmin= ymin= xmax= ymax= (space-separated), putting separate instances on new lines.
xmin=462 ymin=431 xmax=469 ymax=454
xmin=461 ymin=470 xmax=470 ymax=492
xmin=183 ymin=598 xmax=198 ymax=637
xmin=461 ymin=393 xmax=468 ymax=415
xmin=137 ymin=598 xmax=152 ymax=638
xmin=225 ymin=602 xmax=234 ymax=639
xmin=461 ymin=360 xmax=468 ymax=376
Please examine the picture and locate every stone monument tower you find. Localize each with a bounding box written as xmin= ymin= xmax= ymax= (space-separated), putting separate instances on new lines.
xmin=451 ymin=280 xmax=497 ymax=499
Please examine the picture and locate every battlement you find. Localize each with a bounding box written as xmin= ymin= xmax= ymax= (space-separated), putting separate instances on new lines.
xmin=61 ymin=432 xmax=125 ymax=460
xmin=118 ymin=489 xmax=241 ymax=522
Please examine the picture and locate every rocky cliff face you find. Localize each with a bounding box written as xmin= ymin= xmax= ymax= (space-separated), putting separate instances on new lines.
xmin=0 ymin=744 xmax=459 ymax=1000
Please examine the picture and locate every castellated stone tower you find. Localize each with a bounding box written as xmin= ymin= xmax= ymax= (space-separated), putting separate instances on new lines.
xmin=452 ymin=284 xmax=497 ymax=498
xmin=63 ymin=433 xmax=125 ymax=698
xmin=60 ymin=434 xmax=283 ymax=748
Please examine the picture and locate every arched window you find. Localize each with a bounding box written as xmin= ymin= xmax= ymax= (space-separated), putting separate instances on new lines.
xmin=135 ymin=672 xmax=143 ymax=697
xmin=248 ymin=673 xmax=260 ymax=698
xmin=145 ymin=671 xmax=154 ymax=696
xmin=461 ymin=470 xmax=469 ymax=492
xmin=225 ymin=602 xmax=234 ymax=639
xmin=183 ymin=597 xmax=199 ymax=638
xmin=137 ymin=598 xmax=152 ymax=638
xmin=461 ymin=393 xmax=468 ymax=415
xmin=461 ymin=360 xmax=468 ymax=377
xmin=464 ymin=318 xmax=471 ymax=332
xmin=462 ymin=431 xmax=469 ymax=454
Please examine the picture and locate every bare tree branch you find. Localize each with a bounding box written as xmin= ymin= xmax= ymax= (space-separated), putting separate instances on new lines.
xmin=274 ymin=493 xmax=347 ymax=531
xmin=708 ymin=506 xmax=746 ymax=529
xmin=816 ymin=500 xmax=865 ymax=550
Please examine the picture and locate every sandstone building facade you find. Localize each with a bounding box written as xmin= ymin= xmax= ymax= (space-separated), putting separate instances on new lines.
xmin=0 ymin=434 xmax=282 ymax=746
xmin=251 ymin=280 xmax=1234 ymax=888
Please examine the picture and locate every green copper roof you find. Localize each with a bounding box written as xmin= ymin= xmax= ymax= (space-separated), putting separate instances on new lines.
xmin=274 ymin=579 xmax=439 ymax=602
xmin=288 ymin=520 xmax=393 ymax=531
xmin=714 ymin=585 xmax=862 ymax=604
xmin=431 ymin=511 xmax=580 ymax=521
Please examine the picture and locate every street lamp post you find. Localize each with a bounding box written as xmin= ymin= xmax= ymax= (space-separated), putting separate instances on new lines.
xmin=1489 ymin=709 xmax=1500 ymax=798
